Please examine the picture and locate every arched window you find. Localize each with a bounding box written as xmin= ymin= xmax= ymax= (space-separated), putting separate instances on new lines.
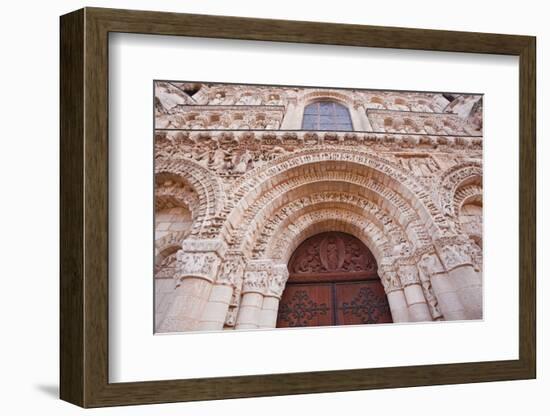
xmin=302 ymin=101 xmax=353 ymax=131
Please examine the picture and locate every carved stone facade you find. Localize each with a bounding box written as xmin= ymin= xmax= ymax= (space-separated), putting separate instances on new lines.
xmin=154 ymin=81 xmax=483 ymax=332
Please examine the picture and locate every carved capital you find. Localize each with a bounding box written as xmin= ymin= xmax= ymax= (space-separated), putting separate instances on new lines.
xmin=397 ymin=265 xmax=420 ymax=287
xmin=175 ymin=250 xmax=220 ymax=283
xmin=417 ymin=252 xmax=445 ymax=277
xmin=379 ymin=267 xmax=403 ymax=293
xmin=216 ymin=255 xmax=245 ymax=287
xmin=436 ymin=241 xmax=473 ymax=271
xmin=242 ymin=260 xmax=273 ymax=294
xmin=266 ymin=264 xmax=289 ymax=298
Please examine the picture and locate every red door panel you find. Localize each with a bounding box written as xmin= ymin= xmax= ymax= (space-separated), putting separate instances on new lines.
xmin=277 ymin=232 xmax=393 ymax=328
xmin=276 ymin=283 xmax=333 ymax=328
xmin=334 ymin=281 xmax=393 ymax=325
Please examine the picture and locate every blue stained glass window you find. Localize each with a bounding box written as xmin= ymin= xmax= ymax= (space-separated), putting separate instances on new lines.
xmin=301 ymin=101 xmax=353 ymax=131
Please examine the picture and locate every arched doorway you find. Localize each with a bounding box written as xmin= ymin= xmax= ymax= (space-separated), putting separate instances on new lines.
xmin=276 ymin=232 xmax=393 ymax=328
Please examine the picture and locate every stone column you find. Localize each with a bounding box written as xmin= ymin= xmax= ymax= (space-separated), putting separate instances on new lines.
xmin=197 ymin=255 xmax=245 ymax=331
xmin=154 ymin=277 xmax=177 ymax=331
xmin=235 ymin=260 xmax=272 ymax=330
xmin=258 ymin=264 xmax=289 ymax=328
xmin=417 ymin=252 xmax=467 ymax=321
xmin=437 ymin=241 xmax=483 ymax=320
xmin=379 ymin=267 xmax=410 ymax=323
xmin=352 ymin=101 xmax=373 ymax=131
xmin=398 ymin=265 xmax=433 ymax=322
xmin=280 ymin=98 xmax=302 ymax=130
xmin=157 ymin=242 xmax=223 ymax=332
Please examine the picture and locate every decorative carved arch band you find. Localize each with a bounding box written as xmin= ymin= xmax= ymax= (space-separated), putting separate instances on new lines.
xmin=265 ymin=209 xmax=392 ymax=264
xmin=248 ymin=196 xmax=410 ymax=261
xmin=226 ymin=148 xmax=446 ymax=241
xmin=438 ymin=161 xmax=482 ymax=221
xmin=155 ymin=158 xmax=225 ymax=236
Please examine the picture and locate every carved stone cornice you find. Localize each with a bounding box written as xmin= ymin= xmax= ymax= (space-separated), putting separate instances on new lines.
xmin=181 ymin=238 xmax=227 ymax=257
xmin=156 ymin=106 xmax=285 ymax=130
xmin=366 ymin=109 xmax=481 ymax=137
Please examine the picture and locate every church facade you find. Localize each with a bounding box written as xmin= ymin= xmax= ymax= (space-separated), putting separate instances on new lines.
xmin=153 ymin=81 xmax=483 ymax=332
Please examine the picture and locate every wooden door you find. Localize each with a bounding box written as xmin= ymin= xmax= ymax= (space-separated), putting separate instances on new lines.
xmin=276 ymin=232 xmax=392 ymax=328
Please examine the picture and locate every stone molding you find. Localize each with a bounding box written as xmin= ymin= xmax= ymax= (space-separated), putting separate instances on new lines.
xmin=156 ymin=105 xmax=285 ymax=130
xmin=367 ymin=109 xmax=480 ymax=136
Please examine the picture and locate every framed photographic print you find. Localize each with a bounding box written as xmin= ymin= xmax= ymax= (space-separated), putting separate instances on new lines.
xmin=60 ymin=7 xmax=536 ymax=408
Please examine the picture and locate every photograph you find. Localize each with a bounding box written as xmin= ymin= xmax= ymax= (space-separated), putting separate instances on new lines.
xmin=153 ymin=81 xmax=484 ymax=333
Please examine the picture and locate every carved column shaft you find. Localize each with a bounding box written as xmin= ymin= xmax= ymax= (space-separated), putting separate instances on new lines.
xmin=235 ymin=261 xmax=271 ymax=329
xmin=258 ymin=297 xmax=280 ymax=328
xmin=258 ymin=264 xmax=289 ymax=328
xmin=158 ymin=241 xmax=224 ymax=332
xmin=197 ymin=284 xmax=234 ymax=331
xmin=280 ymin=99 xmax=302 ymax=129
xmin=198 ymin=255 xmax=245 ymax=331
xmin=236 ymin=293 xmax=264 ymax=330
xmin=436 ymin=242 xmax=482 ymax=320
xmin=398 ymin=265 xmax=433 ymax=322
xmin=447 ymin=265 xmax=482 ymax=319
xmin=418 ymin=252 xmax=467 ymax=321
xmin=158 ymin=277 xmax=213 ymax=332
xmin=380 ymin=269 xmax=410 ymax=323
xmin=351 ymin=103 xmax=373 ymax=131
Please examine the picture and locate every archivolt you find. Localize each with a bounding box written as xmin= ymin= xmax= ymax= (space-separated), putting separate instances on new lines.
xmin=301 ymin=89 xmax=355 ymax=107
xmin=155 ymin=157 xmax=225 ymax=236
xmin=264 ymin=209 xmax=392 ymax=264
xmin=438 ymin=161 xmax=482 ymax=219
xmin=245 ymin=192 xmax=412 ymax=260
xmin=226 ymin=147 xmax=444 ymax=236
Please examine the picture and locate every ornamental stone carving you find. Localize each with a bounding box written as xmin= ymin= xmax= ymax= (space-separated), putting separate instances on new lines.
xmin=216 ymin=255 xmax=245 ymax=287
xmin=154 ymin=82 xmax=483 ymax=331
xmin=242 ymin=261 xmax=273 ymax=294
xmin=266 ymin=264 xmax=290 ymax=298
xmin=397 ymin=265 xmax=421 ymax=287
xmin=435 ymin=241 xmax=473 ymax=271
xmin=379 ymin=268 xmax=403 ymax=293
xmin=418 ymin=269 xmax=444 ymax=320
xmin=367 ymin=109 xmax=478 ymax=136
xmin=175 ymin=251 xmax=220 ymax=283
xmin=417 ymin=253 xmax=446 ymax=277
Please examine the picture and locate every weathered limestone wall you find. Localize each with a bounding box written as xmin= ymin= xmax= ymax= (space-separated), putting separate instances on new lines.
xmin=153 ymin=82 xmax=483 ymax=332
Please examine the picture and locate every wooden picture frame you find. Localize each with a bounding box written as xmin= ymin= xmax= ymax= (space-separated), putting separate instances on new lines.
xmin=60 ymin=7 xmax=536 ymax=408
